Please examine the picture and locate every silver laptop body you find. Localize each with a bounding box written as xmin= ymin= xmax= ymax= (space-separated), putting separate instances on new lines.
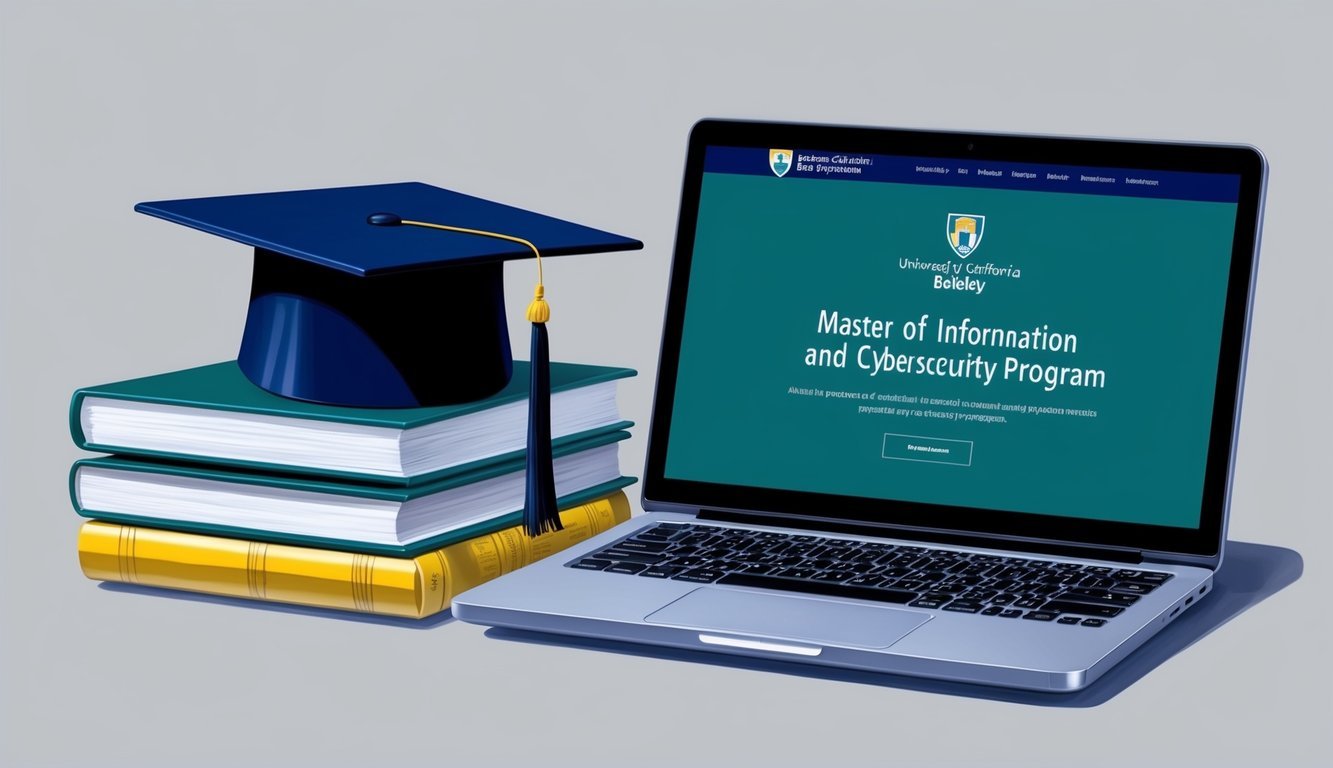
xmin=454 ymin=120 xmax=1266 ymax=692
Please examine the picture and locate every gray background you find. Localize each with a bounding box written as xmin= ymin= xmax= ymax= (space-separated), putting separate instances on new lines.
xmin=1 ymin=1 xmax=1328 ymax=765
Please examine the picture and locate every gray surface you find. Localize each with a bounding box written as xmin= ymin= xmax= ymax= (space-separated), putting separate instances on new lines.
xmin=0 ymin=1 xmax=1328 ymax=766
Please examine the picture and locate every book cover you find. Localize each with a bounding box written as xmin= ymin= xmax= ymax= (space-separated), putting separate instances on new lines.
xmin=71 ymin=430 xmax=634 ymax=557
xmin=70 ymin=360 xmax=635 ymax=485
xmin=78 ymin=491 xmax=632 ymax=619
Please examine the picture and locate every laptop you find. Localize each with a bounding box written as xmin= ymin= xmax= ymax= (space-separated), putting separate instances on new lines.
xmin=453 ymin=119 xmax=1267 ymax=692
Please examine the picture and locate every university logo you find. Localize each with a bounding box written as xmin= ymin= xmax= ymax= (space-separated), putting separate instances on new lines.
xmin=769 ymin=149 xmax=793 ymax=177
xmin=946 ymin=213 xmax=986 ymax=258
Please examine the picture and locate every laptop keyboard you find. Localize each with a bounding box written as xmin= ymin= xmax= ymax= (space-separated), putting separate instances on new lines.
xmin=567 ymin=522 xmax=1173 ymax=627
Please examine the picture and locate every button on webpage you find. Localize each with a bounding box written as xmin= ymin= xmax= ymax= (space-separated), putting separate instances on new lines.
xmin=881 ymin=433 xmax=974 ymax=466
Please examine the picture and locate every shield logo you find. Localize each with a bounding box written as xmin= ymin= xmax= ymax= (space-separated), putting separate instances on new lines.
xmin=769 ymin=149 xmax=794 ymax=177
xmin=946 ymin=213 xmax=985 ymax=258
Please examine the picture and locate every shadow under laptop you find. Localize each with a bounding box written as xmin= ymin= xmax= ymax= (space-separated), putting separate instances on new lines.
xmin=483 ymin=540 xmax=1302 ymax=707
xmin=96 ymin=583 xmax=457 ymax=629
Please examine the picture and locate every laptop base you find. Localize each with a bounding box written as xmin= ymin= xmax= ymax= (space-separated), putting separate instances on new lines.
xmin=454 ymin=513 xmax=1213 ymax=692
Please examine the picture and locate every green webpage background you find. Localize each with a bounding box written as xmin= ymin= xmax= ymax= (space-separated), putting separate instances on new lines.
xmin=664 ymin=172 xmax=1238 ymax=528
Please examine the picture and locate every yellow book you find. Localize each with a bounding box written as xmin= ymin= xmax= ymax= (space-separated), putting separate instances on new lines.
xmin=79 ymin=491 xmax=630 ymax=619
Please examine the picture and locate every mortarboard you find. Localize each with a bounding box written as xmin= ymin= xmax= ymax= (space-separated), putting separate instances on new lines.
xmin=136 ymin=182 xmax=641 ymax=407
xmin=136 ymin=181 xmax=642 ymax=534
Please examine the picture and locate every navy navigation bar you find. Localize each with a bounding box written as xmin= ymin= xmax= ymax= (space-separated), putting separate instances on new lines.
xmin=706 ymin=146 xmax=1241 ymax=203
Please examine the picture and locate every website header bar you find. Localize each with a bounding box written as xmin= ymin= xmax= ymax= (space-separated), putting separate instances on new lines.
xmin=707 ymin=146 xmax=1241 ymax=203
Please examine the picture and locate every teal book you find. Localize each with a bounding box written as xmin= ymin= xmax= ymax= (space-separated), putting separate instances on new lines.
xmin=70 ymin=360 xmax=634 ymax=485
xmin=71 ymin=430 xmax=635 ymax=558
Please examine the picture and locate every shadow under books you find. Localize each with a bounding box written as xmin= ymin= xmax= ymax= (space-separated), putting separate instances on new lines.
xmin=97 ymin=583 xmax=457 ymax=629
xmin=482 ymin=540 xmax=1302 ymax=707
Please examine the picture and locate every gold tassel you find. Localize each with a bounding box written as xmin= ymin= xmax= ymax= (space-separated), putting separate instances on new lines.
xmin=526 ymin=284 xmax=550 ymax=324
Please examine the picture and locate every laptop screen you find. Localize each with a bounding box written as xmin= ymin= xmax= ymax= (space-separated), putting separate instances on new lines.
xmin=645 ymin=121 xmax=1265 ymax=558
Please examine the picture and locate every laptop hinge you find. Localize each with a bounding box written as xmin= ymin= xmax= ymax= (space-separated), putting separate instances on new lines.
xmin=696 ymin=509 xmax=1144 ymax=564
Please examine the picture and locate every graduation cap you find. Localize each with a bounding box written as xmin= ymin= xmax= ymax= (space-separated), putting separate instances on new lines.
xmin=136 ymin=181 xmax=642 ymax=534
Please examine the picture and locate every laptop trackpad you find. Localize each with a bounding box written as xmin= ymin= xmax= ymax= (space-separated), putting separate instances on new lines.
xmin=644 ymin=587 xmax=931 ymax=649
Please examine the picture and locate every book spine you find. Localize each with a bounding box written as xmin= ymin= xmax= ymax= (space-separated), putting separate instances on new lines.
xmin=69 ymin=390 xmax=90 ymax=448
xmin=78 ymin=491 xmax=631 ymax=619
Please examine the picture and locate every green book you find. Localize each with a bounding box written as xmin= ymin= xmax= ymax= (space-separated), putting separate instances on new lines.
xmin=70 ymin=360 xmax=634 ymax=485
xmin=71 ymin=430 xmax=635 ymax=558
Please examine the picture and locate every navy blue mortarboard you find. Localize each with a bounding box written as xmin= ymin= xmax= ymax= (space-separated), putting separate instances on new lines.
xmin=137 ymin=181 xmax=642 ymax=535
xmin=136 ymin=182 xmax=641 ymax=408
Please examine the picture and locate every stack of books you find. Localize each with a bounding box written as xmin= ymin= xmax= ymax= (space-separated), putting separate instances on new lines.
xmin=69 ymin=359 xmax=636 ymax=619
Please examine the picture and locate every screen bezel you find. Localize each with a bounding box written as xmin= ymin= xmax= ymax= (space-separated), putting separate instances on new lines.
xmin=642 ymin=119 xmax=1265 ymax=560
